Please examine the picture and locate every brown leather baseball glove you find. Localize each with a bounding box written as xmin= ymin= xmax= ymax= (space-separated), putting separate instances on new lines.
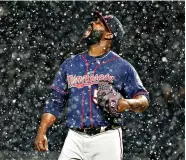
xmin=97 ymin=81 xmax=123 ymax=116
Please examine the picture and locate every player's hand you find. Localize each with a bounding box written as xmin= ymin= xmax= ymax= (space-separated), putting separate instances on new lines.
xmin=34 ymin=134 xmax=48 ymax=152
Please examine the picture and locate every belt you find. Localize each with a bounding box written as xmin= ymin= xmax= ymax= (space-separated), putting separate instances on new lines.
xmin=73 ymin=125 xmax=119 ymax=136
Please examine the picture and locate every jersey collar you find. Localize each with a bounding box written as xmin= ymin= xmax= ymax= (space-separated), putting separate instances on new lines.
xmin=83 ymin=50 xmax=112 ymax=63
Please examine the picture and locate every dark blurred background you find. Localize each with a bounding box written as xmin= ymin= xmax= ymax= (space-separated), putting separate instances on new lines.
xmin=0 ymin=1 xmax=184 ymax=160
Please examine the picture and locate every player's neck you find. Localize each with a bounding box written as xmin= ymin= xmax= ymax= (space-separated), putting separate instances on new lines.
xmin=88 ymin=42 xmax=111 ymax=57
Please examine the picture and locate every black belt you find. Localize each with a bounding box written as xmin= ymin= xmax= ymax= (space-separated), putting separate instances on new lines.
xmin=72 ymin=126 xmax=119 ymax=135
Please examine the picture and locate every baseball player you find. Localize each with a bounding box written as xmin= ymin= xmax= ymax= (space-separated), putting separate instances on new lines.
xmin=34 ymin=11 xmax=149 ymax=160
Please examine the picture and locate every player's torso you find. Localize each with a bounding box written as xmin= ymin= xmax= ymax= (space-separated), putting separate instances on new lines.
xmin=65 ymin=51 xmax=124 ymax=128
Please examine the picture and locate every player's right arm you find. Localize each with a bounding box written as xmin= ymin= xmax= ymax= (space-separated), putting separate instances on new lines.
xmin=34 ymin=60 xmax=69 ymax=152
xmin=34 ymin=113 xmax=56 ymax=151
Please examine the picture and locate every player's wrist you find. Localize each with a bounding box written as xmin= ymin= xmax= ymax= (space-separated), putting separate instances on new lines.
xmin=37 ymin=124 xmax=49 ymax=136
xmin=37 ymin=132 xmax=46 ymax=136
xmin=118 ymin=98 xmax=130 ymax=112
xmin=37 ymin=129 xmax=47 ymax=136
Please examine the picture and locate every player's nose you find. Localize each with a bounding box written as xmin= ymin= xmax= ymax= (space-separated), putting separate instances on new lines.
xmin=82 ymin=25 xmax=92 ymax=38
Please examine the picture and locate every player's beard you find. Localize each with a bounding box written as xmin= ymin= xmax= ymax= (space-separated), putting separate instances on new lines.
xmin=83 ymin=30 xmax=104 ymax=47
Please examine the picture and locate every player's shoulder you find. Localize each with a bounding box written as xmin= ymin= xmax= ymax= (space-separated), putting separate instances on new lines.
xmin=110 ymin=50 xmax=133 ymax=67
xmin=62 ymin=51 xmax=86 ymax=64
xmin=59 ymin=51 xmax=86 ymax=70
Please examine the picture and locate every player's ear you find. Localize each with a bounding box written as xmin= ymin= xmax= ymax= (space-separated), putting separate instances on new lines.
xmin=104 ymin=33 xmax=113 ymax=40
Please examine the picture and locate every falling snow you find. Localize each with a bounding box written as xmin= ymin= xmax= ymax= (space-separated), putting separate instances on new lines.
xmin=0 ymin=1 xmax=184 ymax=160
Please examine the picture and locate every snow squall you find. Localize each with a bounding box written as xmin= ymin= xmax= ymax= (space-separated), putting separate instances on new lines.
xmin=0 ymin=1 xmax=184 ymax=160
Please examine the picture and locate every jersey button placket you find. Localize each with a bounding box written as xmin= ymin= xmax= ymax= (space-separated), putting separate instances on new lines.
xmin=87 ymin=60 xmax=94 ymax=128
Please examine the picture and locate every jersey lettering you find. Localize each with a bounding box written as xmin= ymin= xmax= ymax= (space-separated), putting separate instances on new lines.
xmin=67 ymin=74 xmax=115 ymax=88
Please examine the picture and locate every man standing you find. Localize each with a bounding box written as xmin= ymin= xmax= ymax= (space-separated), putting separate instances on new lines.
xmin=35 ymin=11 xmax=149 ymax=160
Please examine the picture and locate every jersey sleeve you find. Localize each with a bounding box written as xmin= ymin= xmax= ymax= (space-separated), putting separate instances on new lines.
xmin=43 ymin=61 xmax=69 ymax=118
xmin=122 ymin=63 xmax=149 ymax=101
xmin=51 ymin=62 xmax=69 ymax=94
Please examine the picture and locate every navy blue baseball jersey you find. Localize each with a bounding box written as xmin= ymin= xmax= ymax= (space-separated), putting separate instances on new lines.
xmin=43 ymin=51 xmax=149 ymax=128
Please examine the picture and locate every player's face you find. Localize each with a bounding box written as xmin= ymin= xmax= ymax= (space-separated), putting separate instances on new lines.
xmin=82 ymin=19 xmax=109 ymax=47
xmin=83 ymin=19 xmax=107 ymax=39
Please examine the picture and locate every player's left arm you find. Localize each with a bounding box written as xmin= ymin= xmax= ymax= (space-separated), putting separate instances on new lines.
xmin=119 ymin=62 xmax=150 ymax=113
xmin=118 ymin=95 xmax=149 ymax=113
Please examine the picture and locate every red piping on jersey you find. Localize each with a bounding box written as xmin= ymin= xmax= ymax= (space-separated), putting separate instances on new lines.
xmin=81 ymin=54 xmax=89 ymax=74
xmin=132 ymin=91 xmax=148 ymax=98
xmin=93 ymin=56 xmax=119 ymax=73
xmin=117 ymin=128 xmax=123 ymax=160
xmin=82 ymin=53 xmax=94 ymax=128
xmin=51 ymin=85 xmax=69 ymax=94
xmin=81 ymin=91 xmax=85 ymax=128
xmin=89 ymin=86 xmax=94 ymax=128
